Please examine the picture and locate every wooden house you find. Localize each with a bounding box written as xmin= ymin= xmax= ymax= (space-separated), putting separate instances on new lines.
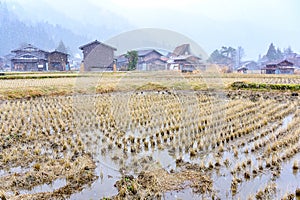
xmin=167 ymin=44 xmax=203 ymax=71
xmin=117 ymin=49 xmax=166 ymax=71
xmin=48 ymin=51 xmax=69 ymax=71
xmin=11 ymin=44 xmax=48 ymax=71
xmin=136 ymin=49 xmax=166 ymax=70
xmin=262 ymin=60 xmax=295 ymax=74
xmin=79 ymin=40 xmax=117 ymax=71
xmin=170 ymin=55 xmax=201 ymax=71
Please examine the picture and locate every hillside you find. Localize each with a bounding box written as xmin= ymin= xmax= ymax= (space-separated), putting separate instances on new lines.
xmin=0 ymin=2 xmax=89 ymax=56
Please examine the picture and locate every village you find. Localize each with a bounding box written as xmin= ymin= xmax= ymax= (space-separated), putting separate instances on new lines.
xmin=0 ymin=40 xmax=300 ymax=75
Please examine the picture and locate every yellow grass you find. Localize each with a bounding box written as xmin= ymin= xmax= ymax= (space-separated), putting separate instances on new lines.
xmin=0 ymin=70 xmax=299 ymax=100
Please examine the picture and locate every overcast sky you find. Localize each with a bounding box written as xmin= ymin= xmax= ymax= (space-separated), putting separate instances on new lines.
xmin=9 ymin=0 xmax=300 ymax=60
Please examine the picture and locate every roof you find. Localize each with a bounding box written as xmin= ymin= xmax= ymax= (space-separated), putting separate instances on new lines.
xmin=172 ymin=44 xmax=191 ymax=56
xmin=142 ymin=57 xmax=167 ymax=64
xmin=11 ymin=53 xmax=47 ymax=61
xmin=79 ymin=40 xmax=117 ymax=51
xmin=50 ymin=50 xmax=69 ymax=56
xmin=262 ymin=66 xmax=295 ymax=70
xmin=11 ymin=44 xmax=47 ymax=53
xmin=266 ymin=59 xmax=294 ymax=66
xmin=137 ymin=49 xmax=163 ymax=57
xmin=117 ymin=55 xmax=128 ymax=63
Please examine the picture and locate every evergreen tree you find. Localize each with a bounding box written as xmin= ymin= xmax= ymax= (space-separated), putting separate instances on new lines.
xmin=284 ymin=46 xmax=293 ymax=57
xmin=56 ymin=40 xmax=68 ymax=54
xmin=208 ymin=46 xmax=237 ymax=67
xmin=276 ymin=48 xmax=283 ymax=60
xmin=266 ymin=43 xmax=277 ymax=61
xmin=208 ymin=50 xmax=222 ymax=63
xmin=125 ymin=50 xmax=138 ymax=71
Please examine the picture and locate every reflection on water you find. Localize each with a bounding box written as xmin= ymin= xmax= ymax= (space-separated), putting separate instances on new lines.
xmin=19 ymin=178 xmax=67 ymax=195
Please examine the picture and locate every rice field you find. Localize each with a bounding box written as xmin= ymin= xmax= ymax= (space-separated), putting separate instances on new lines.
xmin=0 ymin=71 xmax=299 ymax=199
xmin=1 ymin=71 xmax=300 ymax=100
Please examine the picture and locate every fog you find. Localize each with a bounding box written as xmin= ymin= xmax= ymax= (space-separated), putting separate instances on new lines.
xmin=3 ymin=0 xmax=300 ymax=59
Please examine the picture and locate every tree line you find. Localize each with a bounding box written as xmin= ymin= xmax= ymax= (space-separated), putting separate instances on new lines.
xmin=208 ymin=43 xmax=295 ymax=69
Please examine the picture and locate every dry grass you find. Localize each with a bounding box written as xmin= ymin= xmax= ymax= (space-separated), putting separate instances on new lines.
xmin=0 ymin=71 xmax=300 ymax=199
xmin=113 ymin=168 xmax=212 ymax=199
xmin=1 ymin=71 xmax=299 ymax=100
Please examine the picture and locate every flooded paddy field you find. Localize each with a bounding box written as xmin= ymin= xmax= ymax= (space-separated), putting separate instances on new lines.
xmin=0 ymin=90 xmax=299 ymax=199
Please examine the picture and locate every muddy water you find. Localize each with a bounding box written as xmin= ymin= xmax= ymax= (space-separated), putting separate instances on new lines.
xmin=8 ymin=110 xmax=296 ymax=199
xmin=66 ymin=112 xmax=299 ymax=199
xmin=0 ymin=166 xmax=31 ymax=178
xmin=69 ymin=142 xmax=122 ymax=199
xmin=19 ymin=178 xmax=67 ymax=195
xmin=69 ymin=162 xmax=120 ymax=199
xmin=164 ymin=188 xmax=202 ymax=199
xmin=282 ymin=114 xmax=293 ymax=129
xmin=275 ymin=153 xmax=300 ymax=197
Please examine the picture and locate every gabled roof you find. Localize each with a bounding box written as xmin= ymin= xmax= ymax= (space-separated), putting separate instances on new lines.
xmin=266 ymin=59 xmax=294 ymax=66
xmin=79 ymin=40 xmax=117 ymax=51
xmin=11 ymin=53 xmax=46 ymax=60
xmin=11 ymin=44 xmax=47 ymax=53
xmin=50 ymin=50 xmax=69 ymax=56
xmin=137 ymin=49 xmax=163 ymax=57
xmin=172 ymin=44 xmax=191 ymax=56
xmin=117 ymin=54 xmax=128 ymax=63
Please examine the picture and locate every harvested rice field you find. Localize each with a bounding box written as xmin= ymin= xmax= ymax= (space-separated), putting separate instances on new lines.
xmin=0 ymin=71 xmax=300 ymax=200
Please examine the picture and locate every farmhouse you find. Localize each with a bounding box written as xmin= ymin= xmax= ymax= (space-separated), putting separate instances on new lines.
xmin=10 ymin=44 xmax=69 ymax=71
xmin=48 ymin=51 xmax=69 ymax=71
xmin=116 ymin=49 xmax=167 ymax=71
xmin=136 ymin=49 xmax=166 ymax=70
xmin=11 ymin=44 xmax=48 ymax=71
xmin=262 ymin=60 xmax=295 ymax=74
xmin=167 ymin=44 xmax=202 ymax=71
xmin=79 ymin=40 xmax=117 ymax=71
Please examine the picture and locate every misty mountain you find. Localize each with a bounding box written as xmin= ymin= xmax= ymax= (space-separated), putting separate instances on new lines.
xmin=0 ymin=2 xmax=85 ymax=56
xmin=0 ymin=1 xmax=133 ymax=57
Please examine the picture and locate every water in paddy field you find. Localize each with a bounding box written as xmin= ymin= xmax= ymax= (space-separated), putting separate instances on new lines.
xmin=70 ymin=162 xmax=120 ymax=199
xmin=0 ymin=166 xmax=31 ymax=177
xmin=18 ymin=179 xmax=67 ymax=195
xmin=2 ymin=92 xmax=299 ymax=199
xmin=68 ymin=110 xmax=300 ymax=199
xmin=282 ymin=114 xmax=293 ymax=129
xmin=275 ymin=154 xmax=300 ymax=197
xmin=164 ymin=188 xmax=202 ymax=199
